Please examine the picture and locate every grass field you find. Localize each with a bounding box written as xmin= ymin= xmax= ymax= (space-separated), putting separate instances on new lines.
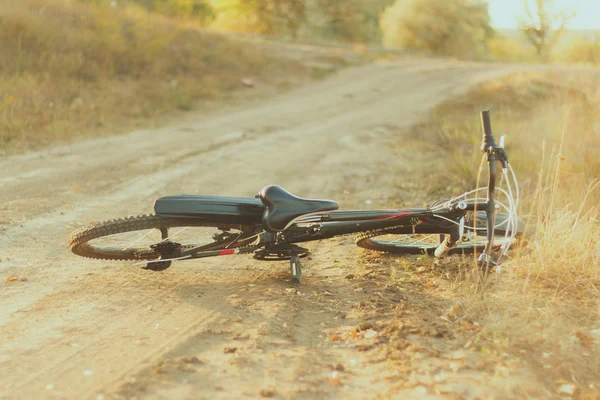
xmin=404 ymin=71 xmax=600 ymax=393
xmin=0 ymin=0 xmax=356 ymax=153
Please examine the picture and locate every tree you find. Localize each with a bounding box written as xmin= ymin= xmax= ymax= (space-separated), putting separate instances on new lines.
xmin=153 ymin=0 xmax=215 ymax=24
xmin=210 ymin=0 xmax=307 ymax=37
xmin=380 ymin=0 xmax=493 ymax=58
xmin=90 ymin=0 xmax=215 ymax=24
xmin=313 ymin=0 xmax=393 ymax=43
xmin=241 ymin=0 xmax=307 ymax=37
xmin=518 ymin=0 xmax=574 ymax=61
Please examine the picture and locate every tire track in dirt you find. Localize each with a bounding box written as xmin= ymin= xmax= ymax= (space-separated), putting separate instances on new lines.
xmin=0 ymin=59 xmax=543 ymax=399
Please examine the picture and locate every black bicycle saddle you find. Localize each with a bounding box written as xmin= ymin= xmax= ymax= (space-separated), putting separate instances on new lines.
xmin=259 ymin=185 xmax=339 ymax=232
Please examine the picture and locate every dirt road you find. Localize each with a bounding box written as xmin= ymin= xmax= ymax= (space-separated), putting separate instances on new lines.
xmin=0 ymin=59 xmax=544 ymax=399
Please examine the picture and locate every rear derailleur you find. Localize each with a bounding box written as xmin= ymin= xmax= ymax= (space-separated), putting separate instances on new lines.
xmin=143 ymin=241 xmax=182 ymax=272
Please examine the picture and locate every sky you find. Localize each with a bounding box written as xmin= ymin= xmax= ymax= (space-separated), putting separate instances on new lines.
xmin=489 ymin=0 xmax=599 ymax=30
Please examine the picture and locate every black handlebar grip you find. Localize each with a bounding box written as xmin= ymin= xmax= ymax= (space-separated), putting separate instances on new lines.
xmin=481 ymin=110 xmax=497 ymax=151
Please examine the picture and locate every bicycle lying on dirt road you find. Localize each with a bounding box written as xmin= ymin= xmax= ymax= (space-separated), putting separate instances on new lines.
xmin=69 ymin=111 xmax=522 ymax=283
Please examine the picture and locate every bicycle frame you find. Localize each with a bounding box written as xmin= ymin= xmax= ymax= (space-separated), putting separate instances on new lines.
xmin=177 ymin=206 xmax=466 ymax=260
xmin=150 ymin=110 xmax=513 ymax=275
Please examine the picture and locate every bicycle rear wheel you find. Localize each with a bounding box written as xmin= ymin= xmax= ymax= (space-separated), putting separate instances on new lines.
xmin=355 ymin=213 xmax=523 ymax=255
xmin=68 ymin=215 xmax=257 ymax=261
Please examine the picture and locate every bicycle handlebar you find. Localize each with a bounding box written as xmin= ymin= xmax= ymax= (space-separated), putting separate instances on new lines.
xmin=480 ymin=110 xmax=497 ymax=151
xmin=435 ymin=111 xmax=512 ymax=271
xmin=480 ymin=110 xmax=500 ymax=271
xmin=480 ymin=110 xmax=508 ymax=168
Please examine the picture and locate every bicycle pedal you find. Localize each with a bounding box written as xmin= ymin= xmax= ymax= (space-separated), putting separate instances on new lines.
xmin=290 ymin=256 xmax=302 ymax=284
xmin=143 ymin=260 xmax=173 ymax=272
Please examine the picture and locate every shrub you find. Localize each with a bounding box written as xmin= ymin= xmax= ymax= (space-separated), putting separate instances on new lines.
xmin=380 ymin=0 xmax=493 ymax=58
xmin=554 ymin=35 xmax=600 ymax=65
xmin=487 ymin=35 xmax=536 ymax=62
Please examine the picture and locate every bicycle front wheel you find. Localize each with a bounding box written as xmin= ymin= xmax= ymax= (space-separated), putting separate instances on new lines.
xmin=68 ymin=215 xmax=257 ymax=261
xmin=355 ymin=213 xmax=523 ymax=255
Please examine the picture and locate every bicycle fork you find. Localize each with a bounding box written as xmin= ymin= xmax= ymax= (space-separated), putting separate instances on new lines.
xmin=433 ymin=217 xmax=465 ymax=259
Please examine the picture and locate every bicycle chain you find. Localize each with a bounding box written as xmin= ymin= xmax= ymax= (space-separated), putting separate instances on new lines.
xmin=355 ymin=227 xmax=405 ymax=243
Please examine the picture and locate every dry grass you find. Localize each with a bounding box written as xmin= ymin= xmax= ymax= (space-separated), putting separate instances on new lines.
xmin=406 ymin=71 xmax=600 ymax=394
xmin=0 ymin=0 xmax=331 ymax=153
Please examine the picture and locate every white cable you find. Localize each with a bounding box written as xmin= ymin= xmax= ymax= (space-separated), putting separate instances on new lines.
xmin=431 ymin=187 xmax=515 ymax=211
xmin=431 ymin=161 xmax=520 ymax=262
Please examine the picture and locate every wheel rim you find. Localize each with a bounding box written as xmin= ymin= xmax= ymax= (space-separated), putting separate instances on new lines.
xmin=362 ymin=233 xmax=514 ymax=254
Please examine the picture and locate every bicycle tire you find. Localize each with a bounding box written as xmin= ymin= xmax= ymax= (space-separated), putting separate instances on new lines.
xmin=69 ymin=215 xmax=257 ymax=261
xmin=355 ymin=213 xmax=523 ymax=255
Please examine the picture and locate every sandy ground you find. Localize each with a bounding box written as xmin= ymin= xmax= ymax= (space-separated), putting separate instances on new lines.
xmin=0 ymin=59 xmax=551 ymax=400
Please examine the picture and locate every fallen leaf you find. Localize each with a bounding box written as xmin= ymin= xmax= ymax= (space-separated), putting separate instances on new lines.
xmin=330 ymin=377 xmax=342 ymax=386
xmin=5 ymin=276 xmax=19 ymax=282
xmin=346 ymin=331 xmax=360 ymax=339
xmin=180 ymin=356 xmax=202 ymax=365
xmin=259 ymin=388 xmax=276 ymax=398
xmin=329 ymin=334 xmax=342 ymax=341
xmin=573 ymin=331 xmax=594 ymax=347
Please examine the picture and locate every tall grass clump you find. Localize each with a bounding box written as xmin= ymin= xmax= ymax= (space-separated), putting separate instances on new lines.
xmin=470 ymin=145 xmax=600 ymax=390
xmin=413 ymin=72 xmax=600 ymax=390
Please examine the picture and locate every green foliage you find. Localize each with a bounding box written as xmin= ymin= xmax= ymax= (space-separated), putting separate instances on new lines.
xmin=210 ymin=0 xmax=393 ymax=43
xmin=79 ymin=0 xmax=215 ymax=24
xmin=210 ymin=0 xmax=306 ymax=37
xmin=312 ymin=0 xmax=395 ymax=43
xmin=152 ymin=0 xmax=214 ymax=22
xmin=240 ymin=0 xmax=306 ymax=37
xmin=380 ymin=0 xmax=493 ymax=58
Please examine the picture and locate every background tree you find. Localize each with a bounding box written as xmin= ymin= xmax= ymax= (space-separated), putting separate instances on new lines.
xmin=380 ymin=0 xmax=493 ymax=58
xmin=518 ymin=0 xmax=574 ymax=61
xmin=82 ymin=0 xmax=216 ymax=24
xmin=210 ymin=0 xmax=393 ymax=43
xmin=210 ymin=0 xmax=307 ymax=38
xmin=239 ymin=0 xmax=307 ymax=37
xmin=313 ymin=0 xmax=394 ymax=43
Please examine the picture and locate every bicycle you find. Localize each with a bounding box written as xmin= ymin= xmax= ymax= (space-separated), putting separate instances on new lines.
xmin=69 ymin=111 xmax=522 ymax=283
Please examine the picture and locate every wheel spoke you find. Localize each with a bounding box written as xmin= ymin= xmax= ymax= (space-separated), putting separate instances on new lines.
xmin=122 ymin=229 xmax=159 ymax=251
xmin=69 ymin=215 xmax=255 ymax=261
